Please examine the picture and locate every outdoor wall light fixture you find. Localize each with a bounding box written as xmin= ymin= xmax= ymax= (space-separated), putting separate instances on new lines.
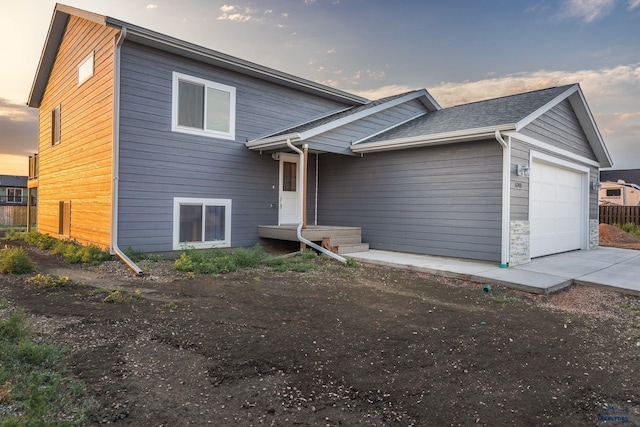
xmin=591 ymin=181 xmax=602 ymax=191
xmin=516 ymin=164 xmax=530 ymax=177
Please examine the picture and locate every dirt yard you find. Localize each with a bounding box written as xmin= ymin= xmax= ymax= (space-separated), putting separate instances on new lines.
xmin=1 ymin=237 xmax=639 ymax=426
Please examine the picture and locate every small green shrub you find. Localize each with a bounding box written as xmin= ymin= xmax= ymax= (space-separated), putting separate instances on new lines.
xmin=174 ymin=247 xmax=266 ymax=274
xmin=62 ymin=243 xmax=111 ymax=265
xmin=346 ymin=258 xmax=359 ymax=268
xmin=26 ymin=274 xmax=74 ymax=289
xmin=0 ymin=246 xmax=35 ymax=274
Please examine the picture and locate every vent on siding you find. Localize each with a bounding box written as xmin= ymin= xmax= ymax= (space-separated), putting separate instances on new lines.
xmin=59 ymin=200 xmax=71 ymax=236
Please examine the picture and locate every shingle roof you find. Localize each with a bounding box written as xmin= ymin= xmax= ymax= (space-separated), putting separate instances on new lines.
xmin=363 ymin=85 xmax=573 ymax=143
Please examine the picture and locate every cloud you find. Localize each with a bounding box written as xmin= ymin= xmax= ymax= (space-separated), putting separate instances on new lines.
xmin=351 ymin=85 xmax=418 ymax=100
xmin=217 ymin=4 xmax=288 ymax=25
xmin=628 ymin=0 xmax=640 ymax=9
xmin=428 ymin=64 xmax=640 ymax=109
xmin=146 ymin=4 xmax=158 ymax=10
xmin=558 ymin=0 xmax=616 ymax=22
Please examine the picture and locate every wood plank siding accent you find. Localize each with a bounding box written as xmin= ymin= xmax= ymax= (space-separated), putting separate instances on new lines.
xmin=37 ymin=16 xmax=118 ymax=248
xmin=116 ymin=42 xmax=352 ymax=252
xmin=317 ymin=140 xmax=504 ymax=262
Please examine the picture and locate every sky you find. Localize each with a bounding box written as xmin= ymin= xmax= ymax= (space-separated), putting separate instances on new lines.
xmin=1 ymin=0 xmax=639 ymax=176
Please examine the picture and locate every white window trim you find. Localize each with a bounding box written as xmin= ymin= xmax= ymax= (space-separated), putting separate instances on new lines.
xmin=78 ymin=51 xmax=94 ymax=86
xmin=7 ymin=188 xmax=23 ymax=203
xmin=173 ymin=197 xmax=232 ymax=250
xmin=171 ymin=72 xmax=236 ymax=140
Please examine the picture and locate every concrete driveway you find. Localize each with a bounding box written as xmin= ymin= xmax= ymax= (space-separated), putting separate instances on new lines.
xmin=347 ymin=247 xmax=640 ymax=296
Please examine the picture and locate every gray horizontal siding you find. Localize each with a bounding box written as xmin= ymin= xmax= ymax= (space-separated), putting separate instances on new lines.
xmin=318 ymin=140 xmax=503 ymax=262
xmin=117 ymin=41 xmax=350 ymax=252
xmin=307 ymin=99 xmax=427 ymax=155
xmin=520 ymin=99 xmax=596 ymax=161
xmin=510 ymin=137 xmax=599 ymax=221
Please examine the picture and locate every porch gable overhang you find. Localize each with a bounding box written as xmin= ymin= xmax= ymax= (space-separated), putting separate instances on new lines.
xmin=246 ymin=89 xmax=439 ymax=155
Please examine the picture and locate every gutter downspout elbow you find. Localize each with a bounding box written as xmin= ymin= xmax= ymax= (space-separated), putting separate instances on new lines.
xmin=111 ymin=28 xmax=143 ymax=275
xmin=495 ymin=131 xmax=510 ymax=268
xmin=285 ymin=139 xmax=347 ymax=264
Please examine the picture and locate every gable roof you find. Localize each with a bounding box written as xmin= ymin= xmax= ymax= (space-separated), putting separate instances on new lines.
xmin=245 ymin=89 xmax=439 ymax=151
xmin=352 ymin=84 xmax=613 ymax=167
xmin=28 ymin=4 xmax=368 ymax=108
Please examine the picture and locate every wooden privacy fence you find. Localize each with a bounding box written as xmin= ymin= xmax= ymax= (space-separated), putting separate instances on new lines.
xmin=0 ymin=206 xmax=37 ymax=227
xmin=599 ymin=205 xmax=640 ymax=226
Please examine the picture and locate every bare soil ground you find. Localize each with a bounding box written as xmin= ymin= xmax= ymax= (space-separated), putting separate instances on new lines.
xmin=599 ymin=223 xmax=640 ymax=250
xmin=1 ymin=235 xmax=639 ymax=426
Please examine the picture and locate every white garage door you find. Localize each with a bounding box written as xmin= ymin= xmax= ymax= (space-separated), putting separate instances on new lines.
xmin=530 ymin=159 xmax=585 ymax=258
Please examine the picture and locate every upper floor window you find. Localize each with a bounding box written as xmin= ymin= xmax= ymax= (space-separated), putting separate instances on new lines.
xmin=52 ymin=104 xmax=61 ymax=146
xmin=78 ymin=51 xmax=94 ymax=86
xmin=171 ymin=72 xmax=236 ymax=140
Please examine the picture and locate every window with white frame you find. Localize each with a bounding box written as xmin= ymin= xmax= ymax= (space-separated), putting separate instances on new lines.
xmin=7 ymin=188 xmax=23 ymax=203
xmin=78 ymin=51 xmax=94 ymax=86
xmin=172 ymin=72 xmax=236 ymax=140
xmin=173 ymin=198 xmax=231 ymax=249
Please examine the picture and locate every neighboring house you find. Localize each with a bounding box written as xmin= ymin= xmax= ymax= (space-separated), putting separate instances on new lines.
xmin=600 ymin=169 xmax=640 ymax=186
xmin=27 ymin=4 xmax=612 ymax=270
xmin=0 ymin=175 xmax=28 ymax=205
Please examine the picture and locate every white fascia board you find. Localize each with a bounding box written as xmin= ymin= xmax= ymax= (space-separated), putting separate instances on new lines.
xmin=299 ymin=91 xmax=431 ymax=140
xmin=351 ymin=125 xmax=516 ymax=154
xmin=567 ymin=89 xmax=613 ymax=168
xmin=416 ymin=89 xmax=442 ymax=111
xmin=515 ymin=84 xmax=578 ymax=131
xmin=507 ymin=132 xmax=600 ymax=167
xmin=245 ymin=133 xmax=301 ymax=151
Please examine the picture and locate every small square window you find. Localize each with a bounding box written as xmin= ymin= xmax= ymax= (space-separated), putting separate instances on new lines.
xmin=78 ymin=51 xmax=94 ymax=86
xmin=173 ymin=198 xmax=231 ymax=249
xmin=172 ymin=72 xmax=236 ymax=140
xmin=52 ymin=105 xmax=61 ymax=146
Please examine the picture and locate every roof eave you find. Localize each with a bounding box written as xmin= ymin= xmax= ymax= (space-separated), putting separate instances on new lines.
xmin=106 ymin=19 xmax=368 ymax=106
xmin=351 ymin=125 xmax=516 ymax=154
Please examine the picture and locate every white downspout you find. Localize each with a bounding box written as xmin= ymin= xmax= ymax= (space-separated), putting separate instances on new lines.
xmin=111 ymin=28 xmax=143 ymax=275
xmin=314 ymin=153 xmax=318 ymax=226
xmin=495 ymin=131 xmax=510 ymax=268
xmin=285 ymin=139 xmax=346 ymax=263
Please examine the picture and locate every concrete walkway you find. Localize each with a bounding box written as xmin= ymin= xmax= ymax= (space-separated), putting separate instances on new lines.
xmin=346 ymin=247 xmax=640 ymax=296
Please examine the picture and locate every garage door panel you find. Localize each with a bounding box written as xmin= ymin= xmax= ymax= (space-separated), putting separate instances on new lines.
xmin=530 ymin=160 xmax=585 ymax=258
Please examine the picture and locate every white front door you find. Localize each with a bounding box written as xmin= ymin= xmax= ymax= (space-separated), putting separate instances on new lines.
xmin=279 ymin=154 xmax=300 ymax=225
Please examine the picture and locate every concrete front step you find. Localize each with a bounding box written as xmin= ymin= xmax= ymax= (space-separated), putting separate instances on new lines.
xmin=337 ymin=243 xmax=370 ymax=254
